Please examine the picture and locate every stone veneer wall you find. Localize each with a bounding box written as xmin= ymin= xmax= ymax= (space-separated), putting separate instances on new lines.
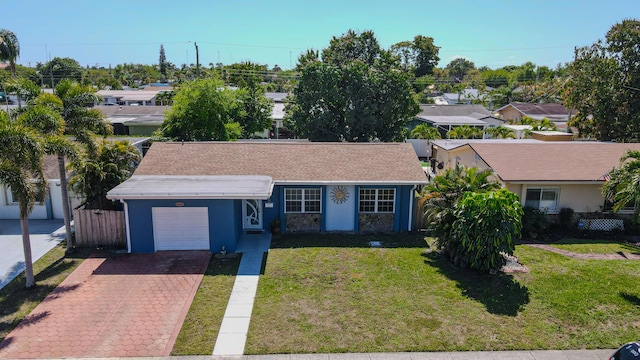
xmin=285 ymin=213 xmax=322 ymax=232
xmin=359 ymin=213 xmax=394 ymax=232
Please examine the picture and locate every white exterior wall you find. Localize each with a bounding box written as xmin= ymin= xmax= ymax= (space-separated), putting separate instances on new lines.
xmin=0 ymin=181 xmax=81 ymax=220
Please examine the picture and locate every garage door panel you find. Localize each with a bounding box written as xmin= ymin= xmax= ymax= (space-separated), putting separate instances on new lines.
xmin=152 ymin=207 xmax=210 ymax=251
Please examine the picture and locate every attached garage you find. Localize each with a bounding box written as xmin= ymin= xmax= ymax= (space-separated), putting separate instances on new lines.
xmin=152 ymin=207 xmax=210 ymax=250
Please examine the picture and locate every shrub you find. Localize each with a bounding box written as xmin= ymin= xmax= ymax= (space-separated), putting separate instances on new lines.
xmin=522 ymin=206 xmax=547 ymax=240
xmin=558 ymin=207 xmax=575 ymax=230
xmin=450 ymin=189 xmax=523 ymax=271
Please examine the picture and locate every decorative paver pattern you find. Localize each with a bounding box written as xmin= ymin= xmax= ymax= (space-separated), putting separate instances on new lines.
xmin=0 ymin=250 xmax=210 ymax=359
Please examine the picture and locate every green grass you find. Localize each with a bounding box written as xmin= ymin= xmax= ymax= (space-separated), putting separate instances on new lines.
xmin=243 ymin=233 xmax=640 ymax=354
xmin=170 ymin=254 xmax=241 ymax=355
xmin=0 ymin=243 xmax=90 ymax=342
xmin=547 ymin=238 xmax=640 ymax=255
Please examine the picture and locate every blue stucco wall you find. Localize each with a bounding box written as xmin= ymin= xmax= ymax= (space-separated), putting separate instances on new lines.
xmin=125 ymin=199 xmax=240 ymax=253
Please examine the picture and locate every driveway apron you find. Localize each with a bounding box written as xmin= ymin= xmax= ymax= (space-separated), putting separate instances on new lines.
xmin=0 ymin=250 xmax=210 ymax=359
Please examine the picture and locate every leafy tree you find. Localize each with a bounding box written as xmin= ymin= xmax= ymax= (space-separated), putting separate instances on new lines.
xmin=410 ymin=123 xmax=442 ymax=139
xmin=321 ymin=29 xmax=381 ymax=67
xmin=287 ymin=30 xmax=419 ymax=142
xmin=70 ymin=140 xmax=140 ymax=209
xmin=391 ymin=35 xmax=440 ymax=78
xmin=565 ymin=19 xmax=640 ymax=141
xmin=421 ymin=165 xmax=501 ymax=260
xmin=602 ymin=149 xmax=640 ymax=227
xmin=37 ymin=57 xmax=84 ymax=87
xmin=225 ymin=61 xmax=268 ymax=87
xmin=160 ymin=77 xmax=242 ymax=141
xmin=112 ymin=63 xmax=161 ymax=87
xmin=83 ymin=67 xmax=122 ymax=90
xmin=236 ymin=83 xmax=273 ymax=138
xmin=481 ymin=69 xmax=510 ymax=88
xmin=451 ymin=189 xmax=523 ymax=271
xmin=295 ymin=49 xmax=320 ymax=71
xmin=0 ymin=111 xmax=46 ymax=288
xmin=445 ymin=58 xmax=476 ymax=82
xmin=0 ymin=28 xmax=19 ymax=77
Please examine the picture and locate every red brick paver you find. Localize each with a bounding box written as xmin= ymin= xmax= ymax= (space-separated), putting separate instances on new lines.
xmin=0 ymin=251 xmax=211 ymax=359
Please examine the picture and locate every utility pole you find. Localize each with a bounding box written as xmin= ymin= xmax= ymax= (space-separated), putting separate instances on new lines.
xmin=194 ymin=42 xmax=200 ymax=77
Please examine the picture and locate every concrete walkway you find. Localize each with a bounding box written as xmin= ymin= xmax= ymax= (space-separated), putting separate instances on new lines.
xmin=525 ymin=243 xmax=640 ymax=260
xmin=0 ymin=219 xmax=65 ymax=290
xmin=213 ymin=233 xmax=271 ymax=356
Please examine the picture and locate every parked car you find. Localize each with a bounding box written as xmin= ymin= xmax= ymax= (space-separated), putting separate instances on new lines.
xmin=610 ymin=341 xmax=640 ymax=360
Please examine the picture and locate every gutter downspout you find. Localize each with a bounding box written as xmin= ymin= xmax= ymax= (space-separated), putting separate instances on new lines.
xmin=120 ymin=199 xmax=132 ymax=253
xmin=408 ymin=185 xmax=417 ymax=231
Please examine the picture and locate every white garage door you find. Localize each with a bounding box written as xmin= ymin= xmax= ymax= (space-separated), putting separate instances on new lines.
xmin=152 ymin=207 xmax=210 ymax=251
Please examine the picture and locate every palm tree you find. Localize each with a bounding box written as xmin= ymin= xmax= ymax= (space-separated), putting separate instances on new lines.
xmin=69 ymin=140 xmax=140 ymax=210
xmin=446 ymin=125 xmax=481 ymax=139
xmin=487 ymin=126 xmax=516 ymax=139
xmin=410 ymin=124 xmax=442 ymax=140
xmin=0 ymin=111 xmax=47 ymax=288
xmin=55 ymin=81 xmax=111 ymax=253
xmin=0 ymin=29 xmax=20 ymax=78
xmin=602 ymin=149 xmax=640 ymax=226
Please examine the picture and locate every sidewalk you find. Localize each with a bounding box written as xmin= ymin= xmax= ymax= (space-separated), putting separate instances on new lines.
xmin=36 ymin=349 xmax=615 ymax=359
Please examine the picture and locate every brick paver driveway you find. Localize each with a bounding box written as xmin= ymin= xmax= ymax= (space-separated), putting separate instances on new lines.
xmin=0 ymin=250 xmax=211 ymax=359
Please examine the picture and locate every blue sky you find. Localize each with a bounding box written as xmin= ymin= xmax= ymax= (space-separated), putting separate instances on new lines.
xmin=4 ymin=0 xmax=638 ymax=70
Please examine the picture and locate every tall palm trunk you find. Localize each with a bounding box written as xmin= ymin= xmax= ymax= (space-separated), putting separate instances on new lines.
xmin=58 ymin=155 xmax=73 ymax=254
xmin=20 ymin=216 xmax=35 ymax=288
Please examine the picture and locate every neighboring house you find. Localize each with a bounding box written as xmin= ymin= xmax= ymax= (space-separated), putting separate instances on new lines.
xmin=97 ymin=105 xmax=169 ymax=136
xmin=96 ymin=90 xmax=168 ymax=106
xmin=496 ymin=102 xmax=573 ymax=123
xmin=430 ymin=140 xmax=640 ymax=215
xmin=441 ymin=89 xmax=485 ymax=105
xmin=408 ymin=104 xmax=504 ymax=138
xmin=0 ymin=156 xmax=81 ymax=220
xmin=107 ymin=142 xmax=428 ymax=253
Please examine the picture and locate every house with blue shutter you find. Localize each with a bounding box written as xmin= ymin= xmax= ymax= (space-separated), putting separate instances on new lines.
xmin=106 ymin=141 xmax=428 ymax=253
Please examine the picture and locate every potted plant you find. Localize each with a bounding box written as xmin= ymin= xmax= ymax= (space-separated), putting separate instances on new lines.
xmin=270 ymin=217 xmax=281 ymax=235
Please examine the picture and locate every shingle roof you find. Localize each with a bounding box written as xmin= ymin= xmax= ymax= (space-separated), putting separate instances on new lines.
xmin=497 ymin=102 xmax=570 ymax=116
xmin=469 ymin=142 xmax=640 ymax=182
xmin=134 ymin=142 xmax=428 ymax=184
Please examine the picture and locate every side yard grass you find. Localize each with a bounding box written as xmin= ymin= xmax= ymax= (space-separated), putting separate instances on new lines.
xmin=0 ymin=243 xmax=90 ymax=342
xmin=546 ymin=237 xmax=640 ymax=255
xmin=244 ymin=233 xmax=640 ymax=354
xmin=170 ymin=255 xmax=241 ymax=355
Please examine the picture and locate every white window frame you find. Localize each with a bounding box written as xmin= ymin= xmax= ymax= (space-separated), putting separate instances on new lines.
xmin=284 ymin=188 xmax=322 ymax=214
xmin=4 ymin=187 xmax=18 ymax=205
xmin=524 ymin=187 xmax=559 ymax=213
xmin=359 ymin=188 xmax=396 ymax=214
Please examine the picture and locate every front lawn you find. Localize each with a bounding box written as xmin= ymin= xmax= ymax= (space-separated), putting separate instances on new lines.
xmin=171 ymin=255 xmax=241 ymax=355
xmin=244 ymin=233 xmax=640 ymax=354
xmin=547 ymin=238 xmax=640 ymax=255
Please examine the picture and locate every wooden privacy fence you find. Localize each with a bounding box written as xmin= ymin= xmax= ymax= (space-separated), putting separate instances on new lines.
xmin=73 ymin=204 xmax=126 ymax=248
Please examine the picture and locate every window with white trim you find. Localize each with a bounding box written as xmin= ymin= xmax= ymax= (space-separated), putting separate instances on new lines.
xmin=525 ymin=188 xmax=559 ymax=212
xmin=285 ymin=188 xmax=321 ymax=213
xmin=359 ymin=188 xmax=395 ymax=213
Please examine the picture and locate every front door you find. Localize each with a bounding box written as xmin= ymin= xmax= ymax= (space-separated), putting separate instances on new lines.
xmin=242 ymin=199 xmax=263 ymax=229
